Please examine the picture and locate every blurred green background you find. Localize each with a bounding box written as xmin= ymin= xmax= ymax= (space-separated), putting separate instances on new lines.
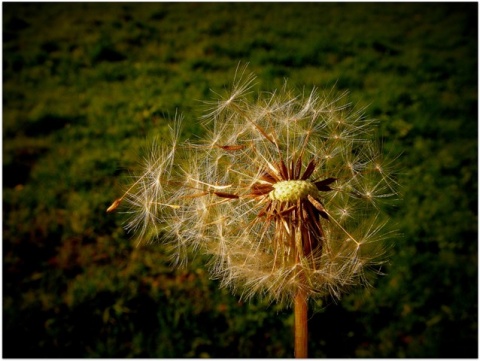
xmin=3 ymin=2 xmax=477 ymax=357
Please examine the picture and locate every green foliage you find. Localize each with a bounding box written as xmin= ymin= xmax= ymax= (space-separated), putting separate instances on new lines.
xmin=3 ymin=2 xmax=477 ymax=357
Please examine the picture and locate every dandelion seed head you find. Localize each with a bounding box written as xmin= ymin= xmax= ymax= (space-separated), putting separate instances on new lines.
xmin=112 ymin=68 xmax=398 ymax=306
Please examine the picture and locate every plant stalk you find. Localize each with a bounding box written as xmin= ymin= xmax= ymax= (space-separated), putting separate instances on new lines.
xmin=294 ymin=287 xmax=308 ymax=358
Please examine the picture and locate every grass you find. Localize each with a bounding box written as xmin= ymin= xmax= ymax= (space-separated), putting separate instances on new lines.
xmin=3 ymin=2 xmax=477 ymax=357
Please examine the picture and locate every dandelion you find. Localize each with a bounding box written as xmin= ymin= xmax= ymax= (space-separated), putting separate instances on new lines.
xmin=108 ymin=66 xmax=398 ymax=357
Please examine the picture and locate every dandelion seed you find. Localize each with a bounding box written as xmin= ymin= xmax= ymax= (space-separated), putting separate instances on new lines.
xmin=106 ymin=198 xmax=122 ymax=213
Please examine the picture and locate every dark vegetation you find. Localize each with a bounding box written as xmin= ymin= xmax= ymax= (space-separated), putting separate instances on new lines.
xmin=3 ymin=3 xmax=477 ymax=357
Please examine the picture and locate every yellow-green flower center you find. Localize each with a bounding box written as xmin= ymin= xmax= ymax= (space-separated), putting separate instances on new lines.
xmin=269 ymin=180 xmax=318 ymax=202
